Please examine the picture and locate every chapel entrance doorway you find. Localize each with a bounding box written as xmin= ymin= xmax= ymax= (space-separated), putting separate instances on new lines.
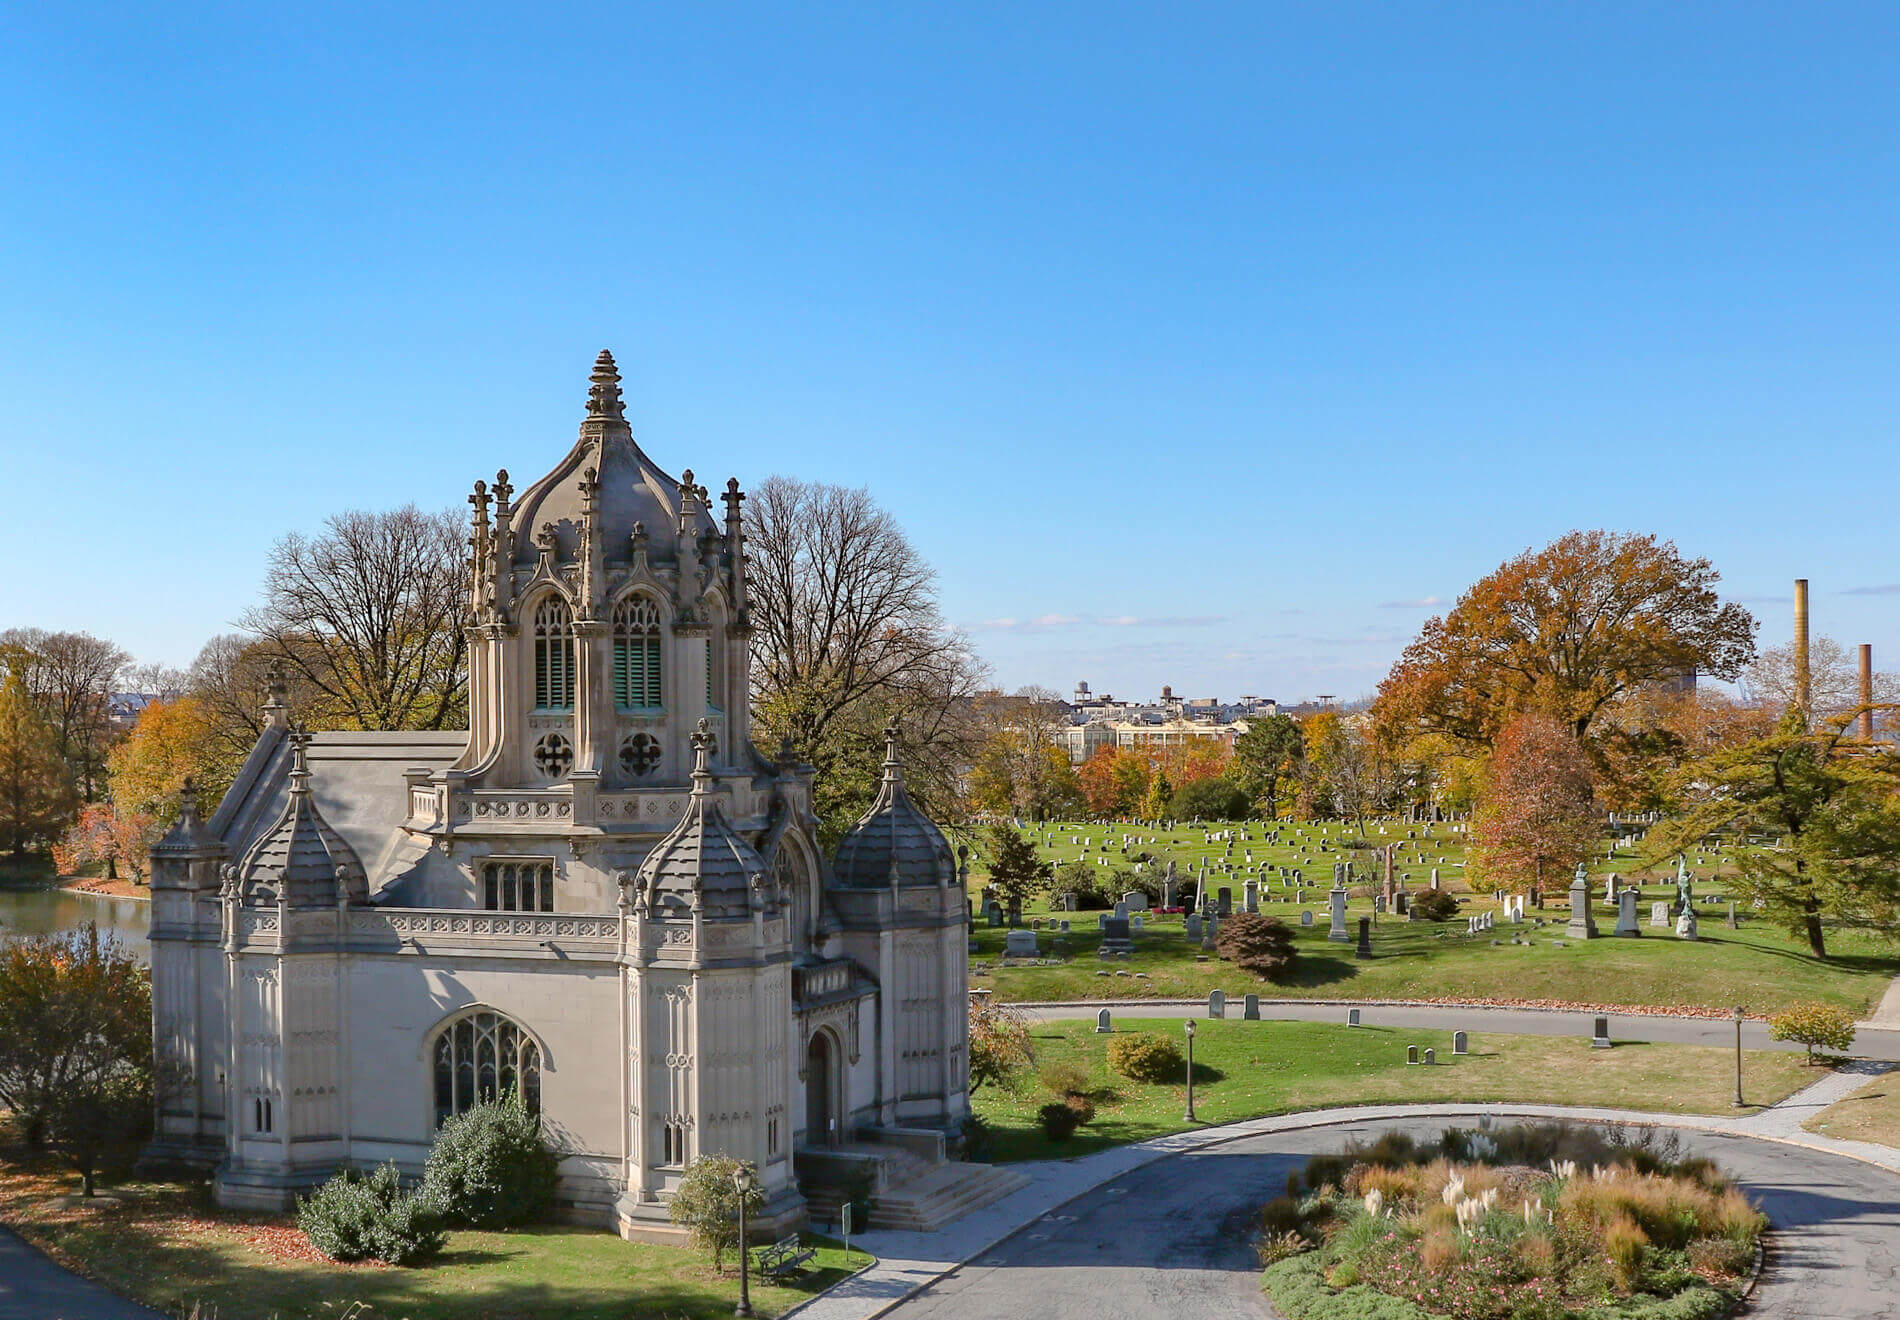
xmin=806 ymin=1032 xmax=835 ymax=1148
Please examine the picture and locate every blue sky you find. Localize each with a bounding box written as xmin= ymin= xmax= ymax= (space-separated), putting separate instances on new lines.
xmin=2 ymin=5 xmax=1896 ymax=702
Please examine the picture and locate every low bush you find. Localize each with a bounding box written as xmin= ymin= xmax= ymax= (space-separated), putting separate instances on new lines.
xmin=1039 ymin=1060 xmax=1091 ymax=1098
xmin=1407 ymin=889 xmax=1460 ymax=921
xmin=298 ymin=1163 xmax=446 ymax=1266
xmin=1213 ymin=912 xmax=1299 ymax=981
xmin=1768 ymin=1001 xmax=1856 ymax=1064
xmin=1686 ymin=1234 xmax=1752 ymax=1277
xmin=1037 ymin=1101 xmax=1080 ymax=1141
xmin=1062 ymin=1093 xmax=1096 ymax=1125
xmin=421 ymin=1095 xmax=560 ymax=1229
xmin=1105 ymin=1033 xmax=1184 ymax=1083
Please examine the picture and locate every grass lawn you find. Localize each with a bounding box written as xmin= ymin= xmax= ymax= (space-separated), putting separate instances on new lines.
xmin=0 ymin=1129 xmax=862 ymax=1320
xmin=1802 ymin=1069 xmax=1900 ymax=1150
xmin=972 ymin=1020 xmax=1816 ymax=1163
xmin=970 ymin=819 xmax=1900 ymax=1016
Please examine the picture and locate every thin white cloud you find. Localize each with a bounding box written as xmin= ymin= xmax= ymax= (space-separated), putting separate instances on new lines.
xmin=1377 ymin=596 xmax=1444 ymax=609
xmin=970 ymin=612 xmax=1224 ymax=633
xmin=1842 ymin=584 xmax=1900 ymax=596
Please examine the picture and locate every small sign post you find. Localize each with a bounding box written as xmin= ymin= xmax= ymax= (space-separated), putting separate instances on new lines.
xmin=841 ymin=1202 xmax=853 ymax=1262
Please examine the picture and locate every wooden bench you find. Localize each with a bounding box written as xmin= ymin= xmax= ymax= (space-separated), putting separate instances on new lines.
xmin=753 ymin=1233 xmax=815 ymax=1281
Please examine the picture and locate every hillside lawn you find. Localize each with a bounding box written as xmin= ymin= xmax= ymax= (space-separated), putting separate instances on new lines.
xmin=972 ymin=1019 xmax=1816 ymax=1163
xmin=969 ymin=819 xmax=1900 ymax=1016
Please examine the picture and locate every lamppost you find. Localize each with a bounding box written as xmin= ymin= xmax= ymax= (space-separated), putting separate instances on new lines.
xmin=1733 ymin=1006 xmax=1746 ymax=1108
xmin=1183 ymin=1019 xmax=1198 ymax=1122
xmin=734 ymin=1164 xmax=756 ymax=1317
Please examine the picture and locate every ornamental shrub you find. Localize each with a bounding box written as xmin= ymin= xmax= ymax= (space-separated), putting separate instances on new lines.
xmin=1213 ymin=912 xmax=1299 ymax=981
xmin=1038 ymin=1101 xmax=1080 ymax=1141
xmin=669 ymin=1154 xmax=765 ymax=1272
xmin=298 ymin=1163 xmax=446 ymax=1266
xmin=1407 ymin=889 xmax=1459 ymax=922
xmin=1039 ymin=1060 xmax=1090 ymax=1098
xmin=421 ymin=1095 xmax=560 ymax=1228
xmin=1767 ymin=1001 xmax=1856 ymax=1065
xmin=1063 ymin=1092 xmax=1096 ymax=1125
xmin=1106 ymin=1032 xmax=1184 ymax=1083
xmin=1170 ymin=778 xmax=1251 ymax=821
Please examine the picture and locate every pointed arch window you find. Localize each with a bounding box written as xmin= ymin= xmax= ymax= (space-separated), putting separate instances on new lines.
xmin=612 ymin=597 xmax=663 ymax=709
xmin=533 ymin=598 xmax=575 ymax=711
xmin=430 ymin=1009 xmax=542 ymax=1128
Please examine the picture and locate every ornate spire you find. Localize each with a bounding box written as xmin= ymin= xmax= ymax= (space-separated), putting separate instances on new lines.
xmin=880 ymin=723 xmax=904 ymax=784
xmin=689 ymin=718 xmax=715 ymax=791
xmin=261 ymin=663 xmax=290 ymax=731
xmin=587 ymin=350 xmax=625 ymax=420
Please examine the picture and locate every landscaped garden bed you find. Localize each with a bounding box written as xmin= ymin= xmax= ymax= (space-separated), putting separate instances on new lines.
xmin=1259 ymin=1122 xmax=1765 ymax=1320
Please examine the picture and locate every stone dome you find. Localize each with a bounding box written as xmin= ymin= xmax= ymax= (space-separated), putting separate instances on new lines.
xmin=504 ymin=351 xmax=718 ymax=568
xmin=235 ymin=734 xmax=367 ymax=908
xmin=832 ymin=728 xmax=955 ymax=888
xmin=635 ymin=723 xmax=768 ymax=919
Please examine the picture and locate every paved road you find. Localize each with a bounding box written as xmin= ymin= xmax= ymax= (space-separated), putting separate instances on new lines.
xmin=883 ymin=1114 xmax=1900 ymax=1320
xmin=1015 ymin=1000 xmax=1900 ymax=1061
xmin=0 ymin=1224 xmax=161 ymax=1320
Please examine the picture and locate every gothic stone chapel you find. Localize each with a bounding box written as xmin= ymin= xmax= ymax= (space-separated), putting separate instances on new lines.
xmin=146 ymin=352 xmax=980 ymax=1239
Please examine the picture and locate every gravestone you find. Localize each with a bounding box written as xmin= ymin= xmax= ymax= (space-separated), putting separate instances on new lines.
xmin=1725 ymin=901 xmax=1738 ymax=930
xmin=1431 ymin=867 xmax=1441 ymax=890
xmin=1650 ymin=901 xmax=1670 ymax=928
xmin=1328 ymin=886 xmax=1351 ymax=942
xmin=1208 ymin=990 xmax=1226 ymax=1019
xmin=1095 ymin=1008 xmax=1112 ymax=1034
xmin=1347 ymin=1007 xmax=1362 ymax=1026
xmin=1185 ymin=913 xmax=1203 ymax=940
xmin=1059 ymin=919 xmax=1071 ymax=933
xmin=1113 ymin=901 xmax=1129 ymax=919
xmin=1565 ymin=863 xmax=1599 ymax=940
xmin=1406 ymin=1045 xmax=1420 ymax=1065
xmin=1100 ymin=917 xmax=1135 ymax=957
xmin=1243 ymin=880 xmax=1259 ymax=913
xmin=1217 ymin=887 xmax=1233 ymax=917
xmin=1356 ymin=916 xmax=1373 ymax=959
xmin=1423 ymin=1048 xmax=1436 ymax=1065
xmin=1131 ymin=915 xmax=1144 ymax=932
xmin=1243 ymin=994 xmax=1261 ymax=1020
xmin=1452 ymin=1030 xmax=1468 ymax=1055
xmin=986 ymin=903 xmax=1003 ymax=928
xmin=1004 ymin=929 xmax=1039 ymax=958
xmin=1123 ymin=891 xmax=1149 ymax=913
xmin=1300 ymin=910 xmax=1314 ymax=927
xmin=1676 ymin=908 xmax=1698 ymax=941
xmin=1062 ymin=893 xmax=1079 ymax=912
xmin=1592 ymin=1016 xmax=1612 ymax=1049
xmin=1614 ymin=889 xmax=1641 ymax=938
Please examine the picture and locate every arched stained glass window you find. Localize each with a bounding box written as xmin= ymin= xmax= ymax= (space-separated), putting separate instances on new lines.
xmin=431 ymin=1010 xmax=542 ymax=1128
xmin=533 ymin=598 xmax=575 ymax=711
xmin=612 ymin=597 xmax=663 ymax=709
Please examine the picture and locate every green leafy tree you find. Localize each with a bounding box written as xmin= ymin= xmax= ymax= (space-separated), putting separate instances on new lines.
xmin=0 ymin=925 xmax=151 ymax=1165
xmin=1138 ymin=770 xmax=1173 ymax=822
xmin=0 ymin=668 xmax=78 ymax=863
xmin=1649 ymin=708 xmax=1900 ymax=957
xmin=669 ymin=1154 xmax=764 ymax=1273
xmin=983 ymin=822 xmax=1051 ymax=909
xmin=1233 ymin=715 xmax=1304 ymax=818
xmin=1170 ymin=777 xmax=1251 ymax=822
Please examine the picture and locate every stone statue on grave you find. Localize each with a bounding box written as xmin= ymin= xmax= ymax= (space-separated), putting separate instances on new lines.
xmin=1674 ymin=857 xmax=1694 ymax=915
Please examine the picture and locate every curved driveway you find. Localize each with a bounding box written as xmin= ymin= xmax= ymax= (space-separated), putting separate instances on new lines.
xmin=882 ymin=1115 xmax=1900 ymax=1320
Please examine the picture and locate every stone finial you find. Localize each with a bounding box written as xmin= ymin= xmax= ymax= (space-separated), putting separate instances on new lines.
xmin=492 ymin=468 xmax=513 ymax=510
xmin=587 ymin=350 xmax=625 ymax=419
xmin=689 ymin=718 xmax=714 ymax=785
xmin=287 ymin=726 xmax=314 ymax=793
xmin=777 ymin=735 xmax=797 ymax=769
xmin=579 ymin=465 xmax=599 ymax=514
xmin=262 ymin=662 xmax=290 ymax=731
xmin=535 ymin=522 xmax=559 ymax=554
xmin=468 ymin=478 xmax=491 ymax=524
xmin=722 ymin=477 xmax=744 ymax=520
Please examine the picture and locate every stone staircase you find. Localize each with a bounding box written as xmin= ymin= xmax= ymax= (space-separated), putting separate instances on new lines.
xmin=799 ymin=1141 xmax=1028 ymax=1233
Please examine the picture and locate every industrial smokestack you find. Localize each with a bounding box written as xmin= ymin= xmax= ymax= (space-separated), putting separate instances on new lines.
xmin=1860 ymin=643 xmax=1875 ymax=741
xmin=1793 ymin=578 xmax=1811 ymax=720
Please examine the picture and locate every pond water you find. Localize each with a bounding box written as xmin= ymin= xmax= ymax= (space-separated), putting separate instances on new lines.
xmin=0 ymin=887 xmax=152 ymax=961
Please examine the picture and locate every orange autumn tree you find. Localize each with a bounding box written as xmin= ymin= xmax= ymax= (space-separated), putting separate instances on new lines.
xmin=1077 ymin=745 xmax=1148 ymax=817
xmin=1375 ymin=531 xmax=1756 ymax=750
xmin=1470 ymin=713 xmax=1598 ymax=895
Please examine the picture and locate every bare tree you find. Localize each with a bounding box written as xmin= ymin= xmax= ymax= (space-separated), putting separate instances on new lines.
xmin=240 ymin=506 xmax=471 ymax=731
xmin=1743 ymin=635 xmax=1900 ymax=717
xmin=744 ymin=476 xmax=987 ymax=840
xmin=0 ymin=629 xmax=129 ymax=800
